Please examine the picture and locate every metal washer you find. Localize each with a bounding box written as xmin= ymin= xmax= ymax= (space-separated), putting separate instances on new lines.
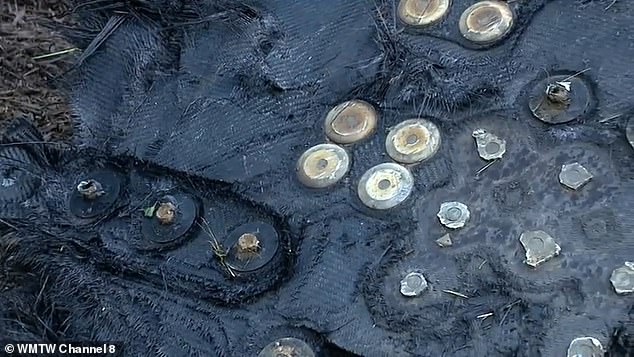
xmin=296 ymin=144 xmax=350 ymax=188
xmin=324 ymin=100 xmax=377 ymax=144
xmin=398 ymin=0 xmax=451 ymax=27
xmin=358 ymin=163 xmax=414 ymax=210
xmin=528 ymin=74 xmax=593 ymax=124
xmin=459 ymin=0 xmax=514 ymax=45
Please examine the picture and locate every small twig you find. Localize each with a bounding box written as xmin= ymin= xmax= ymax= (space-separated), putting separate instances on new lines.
xmin=478 ymin=259 xmax=487 ymax=270
xmin=476 ymin=159 xmax=498 ymax=177
xmin=599 ymin=113 xmax=622 ymax=123
xmin=32 ymin=48 xmax=78 ymax=60
xmin=561 ymin=68 xmax=591 ymax=82
xmin=476 ymin=312 xmax=494 ymax=320
xmin=499 ymin=299 xmax=522 ymax=326
xmin=442 ymin=289 xmax=469 ymax=299
xmin=605 ymin=0 xmax=617 ymax=10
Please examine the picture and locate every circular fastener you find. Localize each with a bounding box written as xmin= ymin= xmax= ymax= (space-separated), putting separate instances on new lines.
xmin=472 ymin=129 xmax=506 ymax=160
xmin=297 ymin=144 xmax=350 ymax=188
xmin=437 ymin=202 xmax=470 ymax=229
xmin=69 ymin=170 xmax=122 ymax=218
xmin=397 ymin=0 xmax=451 ymax=27
xmin=610 ymin=261 xmax=634 ymax=295
xmin=559 ymin=162 xmax=592 ymax=190
xmin=626 ymin=118 xmax=634 ymax=150
xmin=141 ymin=193 xmax=198 ymax=244
xmin=258 ymin=337 xmax=315 ymax=357
xmin=386 ymin=119 xmax=441 ymax=164
xmin=225 ymin=222 xmax=279 ymax=272
xmin=400 ymin=271 xmax=428 ymax=297
xmin=519 ymin=230 xmax=561 ymax=268
xmin=358 ymin=163 xmax=414 ymax=210
xmin=528 ymin=74 xmax=592 ymax=124
xmin=567 ymin=337 xmax=604 ymax=357
xmin=459 ymin=0 xmax=514 ymax=44
xmin=324 ymin=100 xmax=377 ymax=144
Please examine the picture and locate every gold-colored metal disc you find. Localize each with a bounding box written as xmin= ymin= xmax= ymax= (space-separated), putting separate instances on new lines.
xmin=459 ymin=1 xmax=514 ymax=44
xmin=297 ymin=144 xmax=350 ymax=188
xmin=324 ymin=100 xmax=377 ymax=144
xmin=398 ymin=0 xmax=451 ymax=27
xmin=386 ymin=119 xmax=441 ymax=164
xmin=358 ymin=163 xmax=414 ymax=210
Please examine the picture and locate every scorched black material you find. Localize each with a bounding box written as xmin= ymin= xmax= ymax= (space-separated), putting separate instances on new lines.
xmin=1 ymin=0 xmax=634 ymax=356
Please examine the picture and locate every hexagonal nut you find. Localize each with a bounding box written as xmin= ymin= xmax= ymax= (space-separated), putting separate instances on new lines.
xmin=567 ymin=337 xmax=603 ymax=357
xmin=519 ymin=230 xmax=561 ymax=268
xmin=437 ymin=202 xmax=470 ymax=229
xmin=610 ymin=261 xmax=634 ymax=295
xmin=400 ymin=272 xmax=428 ymax=297
xmin=559 ymin=162 xmax=592 ymax=190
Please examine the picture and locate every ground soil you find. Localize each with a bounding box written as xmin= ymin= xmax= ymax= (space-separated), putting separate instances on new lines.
xmin=0 ymin=0 xmax=72 ymax=140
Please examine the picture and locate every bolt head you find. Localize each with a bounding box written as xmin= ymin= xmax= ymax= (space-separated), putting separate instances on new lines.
xmin=610 ymin=261 xmax=634 ymax=295
xmin=437 ymin=202 xmax=470 ymax=229
xmin=559 ymin=163 xmax=592 ymax=190
xmin=400 ymin=272 xmax=428 ymax=297
xmin=566 ymin=337 xmax=603 ymax=357
xmin=519 ymin=230 xmax=561 ymax=267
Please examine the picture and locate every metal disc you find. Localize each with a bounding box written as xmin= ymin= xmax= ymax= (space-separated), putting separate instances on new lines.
xmin=358 ymin=163 xmax=414 ymax=210
xmin=459 ymin=0 xmax=514 ymax=44
xmin=69 ymin=170 xmax=122 ymax=218
xmin=385 ymin=119 xmax=441 ymax=164
xmin=224 ymin=222 xmax=280 ymax=272
xmin=398 ymin=0 xmax=451 ymax=27
xmin=528 ymin=74 xmax=592 ymax=124
xmin=324 ymin=100 xmax=377 ymax=144
xmin=141 ymin=193 xmax=198 ymax=244
xmin=296 ymin=144 xmax=350 ymax=188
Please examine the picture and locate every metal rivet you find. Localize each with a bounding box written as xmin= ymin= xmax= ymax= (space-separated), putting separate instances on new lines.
xmin=324 ymin=100 xmax=377 ymax=144
xmin=610 ymin=262 xmax=634 ymax=295
xmin=386 ymin=119 xmax=441 ymax=164
xmin=70 ymin=170 xmax=123 ymax=219
xmin=358 ymin=163 xmax=414 ymax=210
xmin=567 ymin=337 xmax=604 ymax=357
xmin=437 ymin=202 xmax=470 ymax=229
xmin=559 ymin=163 xmax=592 ymax=190
xmin=519 ymin=230 xmax=561 ymax=268
xmin=297 ymin=144 xmax=350 ymax=188
xmin=459 ymin=0 xmax=514 ymax=44
xmin=400 ymin=272 xmax=428 ymax=297
xmin=472 ymin=129 xmax=506 ymax=160
xmin=77 ymin=179 xmax=105 ymax=200
xmin=436 ymin=233 xmax=452 ymax=247
xmin=258 ymin=337 xmax=315 ymax=357
xmin=397 ymin=0 xmax=451 ymax=27
xmin=236 ymin=233 xmax=261 ymax=260
xmin=225 ymin=222 xmax=279 ymax=273
xmin=155 ymin=201 xmax=176 ymax=225
xmin=141 ymin=193 xmax=198 ymax=244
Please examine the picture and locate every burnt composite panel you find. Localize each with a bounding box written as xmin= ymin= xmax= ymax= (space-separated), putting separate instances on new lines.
xmin=1 ymin=0 xmax=634 ymax=356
